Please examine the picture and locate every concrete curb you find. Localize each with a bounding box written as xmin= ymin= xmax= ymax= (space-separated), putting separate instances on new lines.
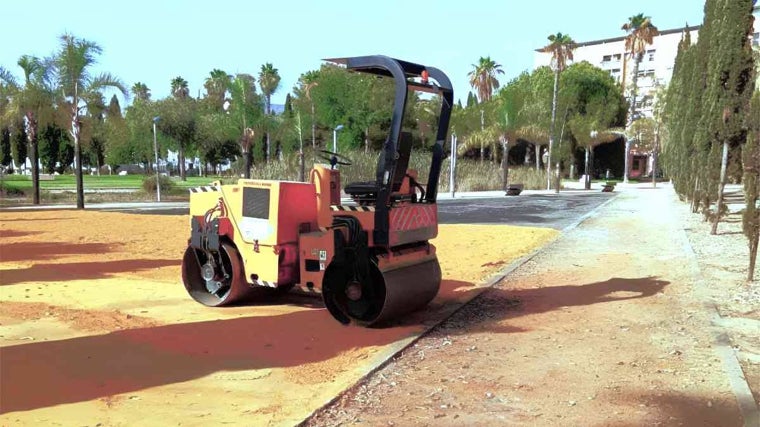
xmin=297 ymin=190 xmax=621 ymax=425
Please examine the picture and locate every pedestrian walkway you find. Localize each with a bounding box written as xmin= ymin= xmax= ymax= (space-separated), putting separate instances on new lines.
xmin=304 ymin=184 xmax=757 ymax=426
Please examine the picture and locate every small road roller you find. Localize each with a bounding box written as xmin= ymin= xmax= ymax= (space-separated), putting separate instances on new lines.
xmin=181 ymin=55 xmax=453 ymax=326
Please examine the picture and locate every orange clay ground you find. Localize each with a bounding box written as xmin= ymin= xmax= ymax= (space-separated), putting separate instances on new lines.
xmin=0 ymin=210 xmax=556 ymax=426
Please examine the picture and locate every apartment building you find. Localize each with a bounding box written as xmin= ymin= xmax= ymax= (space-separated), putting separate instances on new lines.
xmin=534 ymin=7 xmax=760 ymax=178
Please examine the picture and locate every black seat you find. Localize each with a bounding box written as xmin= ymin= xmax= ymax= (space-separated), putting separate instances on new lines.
xmin=345 ymin=132 xmax=413 ymax=205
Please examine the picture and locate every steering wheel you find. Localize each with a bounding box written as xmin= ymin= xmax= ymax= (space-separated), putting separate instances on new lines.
xmin=318 ymin=150 xmax=353 ymax=168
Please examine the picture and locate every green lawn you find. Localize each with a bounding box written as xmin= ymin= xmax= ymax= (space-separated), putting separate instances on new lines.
xmin=1 ymin=174 xmax=222 ymax=191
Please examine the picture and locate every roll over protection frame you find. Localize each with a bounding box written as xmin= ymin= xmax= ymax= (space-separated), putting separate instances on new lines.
xmin=324 ymin=56 xmax=453 ymax=246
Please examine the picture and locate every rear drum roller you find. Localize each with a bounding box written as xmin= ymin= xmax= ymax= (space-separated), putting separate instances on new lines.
xmin=322 ymin=257 xmax=441 ymax=326
xmin=182 ymin=242 xmax=256 ymax=306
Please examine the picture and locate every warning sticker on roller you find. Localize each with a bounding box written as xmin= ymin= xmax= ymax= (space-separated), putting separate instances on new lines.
xmin=319 ymin=250 xmax=327 ymax=261
xmin=319 ymin=262 xmax=325 ymax=271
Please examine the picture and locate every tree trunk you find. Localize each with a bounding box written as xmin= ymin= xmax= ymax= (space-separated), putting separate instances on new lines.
xmin=624 ymin=52 xmax=643 ymax=184
xmin=584 ymin=146 xmax=591 ymax=190
xmin=480 ymin=109 xmax=485 ymax=162
xmin=72 ymin=114 xmax=85 ymax=209
xmin=624 ymin=138 xmax=632 ymax=183
xmin=711 ymin=141 xmax=729 ymax=235
xmin=365 ymin=127 xmax=370 ymax=154
xmin=311 ymin=101 xmax=316 ymax=149
xmin=535 ymin=144 xmax=541 ymax=171
xmin=243 ymin=149 xmax=251 ymax=179
xmin=750 ymin=236 xmax=758 ymax=282
xmin=691 ymin=175 xmax=700 ymax=213
xmin=501 ymin=137 xmax=509 ymax=191
xmin=265 ymin=133 xmax=270 ymax=163
xmin=547 ymin=69 xmax=560 ymax=190
xmin=25 ymin=113 xmax=40 ymax=205
xmin=524 ymin=145 xmax=531 ymax=166
xmin=179 ymin=145 xmax=186 ymax=181
xmin=652 ymin=127 xmax=659 ymax=188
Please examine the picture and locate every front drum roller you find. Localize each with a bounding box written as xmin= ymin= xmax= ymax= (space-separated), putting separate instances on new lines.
xmin=322 ymin=257 xmax=441 ymax=327
xmin=182 ymin=242 xmax=259 ymax=306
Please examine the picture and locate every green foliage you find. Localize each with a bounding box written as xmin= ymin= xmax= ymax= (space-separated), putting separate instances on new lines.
xmin=663 ymin=0 xmax=757 ymax=213
xmin=468 ymin=56 xmax=504 ymax=102
xmin=11 ymin=123 xmax=27 ymax=168
xmin=0 ymin=128 xmax=11 ymax=167
xmin=38 ymin=124 xmax=69 ymax=173
xmin=142 ymin=174 xmax=174 ymax=193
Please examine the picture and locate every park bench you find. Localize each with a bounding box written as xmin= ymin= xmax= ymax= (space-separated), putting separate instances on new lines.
xmin=506 ymin=183 xmax=524 ymax=196
xmin=601 ymin=182 xmax=615 ymax=192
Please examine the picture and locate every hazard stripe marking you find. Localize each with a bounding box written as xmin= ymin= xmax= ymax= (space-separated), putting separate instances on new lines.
xmin=330 ymin=205 xmax=375 ymax=212
xmin=189 ymin=186 xmax=220 ymax=193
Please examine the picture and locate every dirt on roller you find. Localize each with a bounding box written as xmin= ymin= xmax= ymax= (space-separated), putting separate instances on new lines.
xmin=0 ymin=210 xmax=556 ymax=426
xmin=305 ymin=185 xmax=759 ymax=427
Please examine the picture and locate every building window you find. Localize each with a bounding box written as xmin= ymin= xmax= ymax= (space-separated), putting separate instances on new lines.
xmin=613 ymin=53 xmax=622 ymax=61
xmin=647 ymin=49 xmax=656 ymax=61
xmin=753 ymin=32 xmax=759 ymax=47
xmin=609 ymin=68 xmax=621 ymax=82
xmin=602 ymin=54 xmax=612 ymax=62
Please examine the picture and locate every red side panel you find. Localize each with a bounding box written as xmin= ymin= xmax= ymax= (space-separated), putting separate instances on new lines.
xmin=388 ymin=204 xmax=438 ymax=247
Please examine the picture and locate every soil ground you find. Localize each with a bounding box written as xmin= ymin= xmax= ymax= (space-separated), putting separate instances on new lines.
xmin=0 ymin=209 xmax=556 ymax=426
xmin=1 ymin=184 xmax=756 ymax=426
xmin=305 ymin=184 xmax=759 ymax=426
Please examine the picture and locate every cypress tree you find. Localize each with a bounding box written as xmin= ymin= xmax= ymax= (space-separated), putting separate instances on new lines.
xmin=706 ymin=0 xmax=756 ymax=234
xmin=11 ymin=123 xmax=27 ymax=172
xmin=1 ymin=128 xmax=11 ymax=168
xmin=743 ymin=91 xmax=760 ymax=281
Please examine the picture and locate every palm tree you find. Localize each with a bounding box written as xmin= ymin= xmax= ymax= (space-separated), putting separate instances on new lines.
xmin=468 ymin=57 xmax=504 ymax=161
xmin=539 ymin=32 xmax=575 ymax=190
xmin=468 ymin=57 xmax=504 ymax=103
xmin=622 ymin=14 xmax=659 ymax=183
xmin=298 ymin=70 xmax=319 ymax=149
xmin=258 ymin=63 xmax=281 ymax=162
xmin=0 ymin=56 xmax=55 ymax=204
xmin=228 ymin=73 xmax=260 ymax=178
xmin=204 ymin=69 xmax=231 ymax=109
xmin=131 ymin=82 xmax=150 ymax=102
xmin=171 ymin=76 xmax=189 ymax=99
xmin=54 ymin=33 xmax=128 ymax=209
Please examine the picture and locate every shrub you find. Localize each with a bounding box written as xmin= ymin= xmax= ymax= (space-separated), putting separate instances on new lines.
xmin=142 ymin=175 xmax=174 ymax=194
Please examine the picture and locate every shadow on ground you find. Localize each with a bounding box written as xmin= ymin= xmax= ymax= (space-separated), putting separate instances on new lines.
xmin=1 ymin=259 xmax=177 ymax=286
xmin=437 ymin=277 xmax=670 ymax=335
xmin=614 ymin=390 xmax=743 ymax=427
xmin=0 ymin=279 xmax=481 ymax=414
xmin=0 ymin=241 xmax=118 ymax=263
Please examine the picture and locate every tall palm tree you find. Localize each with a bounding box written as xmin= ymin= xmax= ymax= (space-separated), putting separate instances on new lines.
xmin=539 ymin=32 xmax=575 ymax=190
xmin=468 ymin=56 xmax=504 ymax=161
xmin=467 ymin=56 xmax=504 ymax=103
xmin=298 ymin=70 xmax=319 ymax=149
xmin=258 ymin=63 xmax=281 ymax=162
xmin=54 ymin=33 xmax=128 ymax=209
xmin=171 ymin=76 xmax=189 ymax=99
xmin=228 ymin=73 xmax=260 ymax=178
xmin=622 ymin=14 xmax=659 ymax=183
xmin=0 ymin=56 xmax=55 ymax=204
xmin=204 ymin=69 xmax=231 ymax=109
xmin=131 ymin=82 xmax=150 ymax=102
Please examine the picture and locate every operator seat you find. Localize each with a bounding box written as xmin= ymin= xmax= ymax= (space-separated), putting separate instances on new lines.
xmin=344 ymin=131 xmax=413 ymax=205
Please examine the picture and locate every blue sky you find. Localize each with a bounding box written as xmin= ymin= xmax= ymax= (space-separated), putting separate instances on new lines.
xmin=1 ymin=0 xmax=705 ymax=106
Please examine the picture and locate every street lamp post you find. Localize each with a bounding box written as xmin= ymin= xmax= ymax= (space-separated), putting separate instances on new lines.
xmin=152 ymin=116 xmax=161 ymax=202
xmin=333 ymin=124 xmax=344 ymax=153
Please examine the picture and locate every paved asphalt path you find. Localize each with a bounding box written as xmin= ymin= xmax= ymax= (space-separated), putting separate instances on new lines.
xmin=88 ymin=191 xmax=614 ymax=230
